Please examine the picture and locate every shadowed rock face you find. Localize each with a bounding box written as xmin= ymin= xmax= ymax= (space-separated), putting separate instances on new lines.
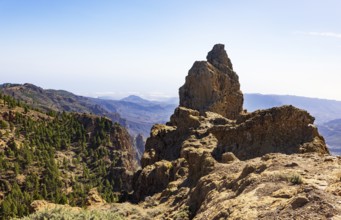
xmin=179 ymin=44 xmax=243 ymax=119
xmin=133 ymin=44 xmax=331 ymax=218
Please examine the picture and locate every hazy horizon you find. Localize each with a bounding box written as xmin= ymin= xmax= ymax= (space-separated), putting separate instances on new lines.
xmin=1 ymin=0 xmax=341 ymax=100
xmin=3 ymin=81 xmax=341 ymax=103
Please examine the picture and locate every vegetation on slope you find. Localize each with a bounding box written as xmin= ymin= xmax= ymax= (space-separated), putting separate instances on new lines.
xmin=0 ymin=93 xmax=137 ymax=219
xmin=14 ymin=207 xmax=123 ymax=220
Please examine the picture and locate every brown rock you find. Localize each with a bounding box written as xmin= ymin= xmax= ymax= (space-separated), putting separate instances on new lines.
xmin=133 ymin=159 xmax=188 ymax=201
xmin=206 ymin=44 xmax=233 ymax=70
xmin=290 ymin=196 xmax=309 ymax=209
xmin=141 ymin=124 xmax=178 ymax=167
xmin=221 ymin=152 xmax=239 ymax=164
xmin=179 ymin=44 xmax=243 ymax=119
xmin=169 ymin=107 xmax=201 ymax=132
xmin=210 ymin=105 xmax=329 ymax=160
xmin=272 ymin=188 xmax=296 ymax=199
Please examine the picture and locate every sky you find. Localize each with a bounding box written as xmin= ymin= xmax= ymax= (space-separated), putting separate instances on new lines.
xmin=0 ymin=0 xmax=341 ymax=100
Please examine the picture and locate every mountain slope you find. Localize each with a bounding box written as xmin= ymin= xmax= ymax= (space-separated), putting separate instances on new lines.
xmin=0 ymin=93 xmax=138 ymax=219
xmin=0 ymin=83 xmax=126 ymax=126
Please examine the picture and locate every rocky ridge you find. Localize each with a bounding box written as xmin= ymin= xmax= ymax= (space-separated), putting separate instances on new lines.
xmin=131 ymin=44 xmax=337 ymax=219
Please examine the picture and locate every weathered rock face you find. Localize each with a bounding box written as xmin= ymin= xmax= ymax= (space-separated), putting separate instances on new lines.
xmin=133 ymin=158 xmax=188 ymax=202
xmin=179 ymin=44 xmax=243 ymax=119
xmin=132 ymin=44 xmax=332 ymax=218
xmin=210 ymin=105 xmax=329 ymax=160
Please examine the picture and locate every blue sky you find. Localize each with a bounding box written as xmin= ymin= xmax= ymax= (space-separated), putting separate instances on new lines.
xmin=1 ymin=0 xmax=341 ymax=100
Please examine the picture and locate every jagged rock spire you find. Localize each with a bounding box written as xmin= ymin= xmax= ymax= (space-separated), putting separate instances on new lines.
xmin=179 ymin=44 xmax=243 ymax=119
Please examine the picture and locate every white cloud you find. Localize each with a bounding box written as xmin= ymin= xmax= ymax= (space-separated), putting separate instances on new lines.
xmin=295 ymin=31 xmax=341 ymax=39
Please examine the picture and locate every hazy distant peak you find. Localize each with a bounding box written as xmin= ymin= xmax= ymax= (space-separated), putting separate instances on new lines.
xmin=121 ymin=95 xmax=151 ymax=105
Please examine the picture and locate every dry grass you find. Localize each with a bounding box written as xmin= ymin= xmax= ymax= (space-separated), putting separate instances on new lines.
xmin=13 ymin=207 xmax=123 ymax=220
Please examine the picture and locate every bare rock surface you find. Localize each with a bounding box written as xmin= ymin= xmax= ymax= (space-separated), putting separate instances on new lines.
xmin=30 ymin=153 xmax=341 ymax=219
xmin=179 ymin=44 xmax=243 ymax=119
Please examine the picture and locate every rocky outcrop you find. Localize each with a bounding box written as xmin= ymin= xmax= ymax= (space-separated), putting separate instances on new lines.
xmin=179 ymin=44 xmax=243 ymax=119
xmin=138 ymin=105 xmax=328 ymax=198
xmin=210 ymin=105 xmax=329 ymax=160
xmin=184 ymin=153 xmax=341 ymax=219
xmin=133 ymin=44 xmax=331 ymax=219
xmin=133 ymin=158 xmax=188 ymax=202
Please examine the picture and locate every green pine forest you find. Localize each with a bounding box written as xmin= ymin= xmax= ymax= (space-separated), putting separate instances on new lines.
xmin=0 ymin=92 xmax=135 ymax=219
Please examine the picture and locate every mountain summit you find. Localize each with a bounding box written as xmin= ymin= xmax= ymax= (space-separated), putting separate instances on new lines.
xmin=179 ymin=44 xmax=243 ymax=119
xmin=206 ymin=43 xmax=233 ymax=70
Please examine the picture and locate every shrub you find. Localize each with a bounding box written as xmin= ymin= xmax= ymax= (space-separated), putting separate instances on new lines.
xmin=0 ymin=120 xmax=8 ymax=129
xmin=288 ymin=173 xmax=303 ymax=185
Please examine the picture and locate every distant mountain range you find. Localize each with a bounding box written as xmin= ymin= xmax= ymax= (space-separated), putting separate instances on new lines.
xmin=0 ymin=83 xmax=176 ymax=138
xmin=0 ymin=83 xmax=125 ymax=124
xmin=0 ymin=83 xmax=177 ymax=157
xmin=1 ymin=83 xmax=340 ymax=155
xmin=93 ymin=95 xmax=176 ymax=137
